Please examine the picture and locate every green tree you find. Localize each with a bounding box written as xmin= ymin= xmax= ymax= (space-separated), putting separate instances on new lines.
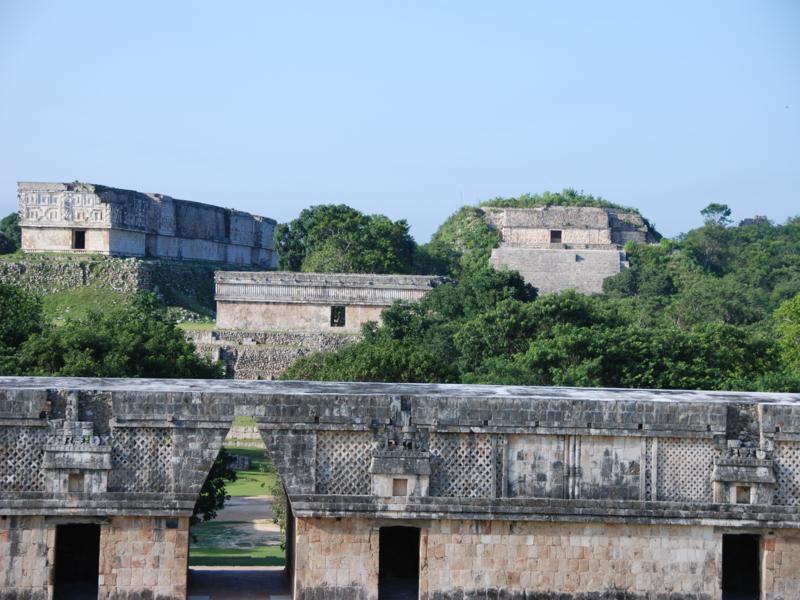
xmin=2 ymin=289 xmax=232 ymax=522
xmin=0 ymin=285 xmax=43 ymax=373
xmin=421 ymin=206 xmax=501 ymax=276
xmin=0 ymin=213 xmax=20 ymax=254
xmin=14 ymin=293 xmax=223 ymax=378
xmin=775 ymin=293 xmax=800 ymax=376
xmin=700 ymin=203 xmax=732 ymax=226
xmin=275 ymin=204 xmax=416 ymax=274
xmin=192 ymin=448 xmax=237 ymax=526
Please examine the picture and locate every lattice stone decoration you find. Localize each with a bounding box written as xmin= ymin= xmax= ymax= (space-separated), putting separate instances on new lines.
xmin=656 ymin=437 xmax=717 ymax=502
xmin=315 ymin=431 xmax=372 ymax=495
xmin=0 ymin=427 xmax=49 ymax=492
xmin=774 ymin=442 xmax=800 ymax=506
xmin=644 ymin=438 xmax=654 ymax=502
xmin=108 ymin=428 xmax=173 ymax=493
xmin=429 ymin=432 xmax=494 ymax=498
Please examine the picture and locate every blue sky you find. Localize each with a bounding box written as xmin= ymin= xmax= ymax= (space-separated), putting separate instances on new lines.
xmin=1 ymin=1 xmax=798 ymax=241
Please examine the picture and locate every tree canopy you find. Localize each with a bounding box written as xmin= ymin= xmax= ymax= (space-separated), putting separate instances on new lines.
xmin=285 ymin=205 xmax=800 ymax=393
xmin=8 ymin=292 xmax=222 ymax=378
xmin=275 ymin=204 xmax=417 ymax=274
xmin=0 ymin=213 xmax=20 ymax=254
xmin=0 ymin=286 xmax=229 ymax=523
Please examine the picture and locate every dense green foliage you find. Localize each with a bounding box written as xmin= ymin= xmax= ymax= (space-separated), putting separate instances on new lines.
xmin=285 ymin=207 xmax=800 ymax=392
xmin=775 ymin=293 xmax=800 ymax=377
xmin=416 ymin=206 xmax=502 ymax=276
xmin=6 ymin=292 xmax=222 ymax=378
xmin=481 ymin=188 xmax=634 ymax=212
xmin=0 ymin=213 xmax=20 ymax=254
xmin=192 ymin=448 xmax=237 ymax=526
xmin=480 ymin=189 xmax=659 ymax=239
xmin=275 ymin=204 xmax=416 ymax=274
xmin=0 ymin=284 xmax=43 ymax=372
xmin=0 ymin=285 xmax=230 ymax=522
xmin=604 ymin=214 xmax=800 ymax=326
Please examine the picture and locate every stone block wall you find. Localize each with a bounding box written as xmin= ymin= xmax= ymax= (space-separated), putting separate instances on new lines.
xmin=98 ymin=516 xmax=189 ymax=599
xmin=490 ymin=247 xmax=625 ymax=294
xmin=18 ymin=182 xmax=277 ymax=267
xmin=294 ymin=517 xmax=378 ymax=599
xmin=187 ymin=329 xmax=360 ymax=379
xmin=763 ymin=530 xmax=800 ymax=600
xmin=0 ymin=256 xmax=148 ymax=295
xmin=293 ymin=517 xmax=800 ymax=599
xmin=0 ymin=516 xmax=50 ymax=599
xmin=421 ymin=521 xmax=719 ymax=598
xmin=216 ymin=301 xmax=385 ymax=332
xmin=0 ymin=255 xmax=257 ymax=317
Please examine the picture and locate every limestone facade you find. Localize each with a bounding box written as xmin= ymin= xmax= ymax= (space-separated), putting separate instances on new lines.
xmin=18 ymin=182 xmax=277 ymax=266
xmin=215 ymin=271 xmax=443 ymax=332
xmin=1 ymin=378 xmax=799 ymax=599
xmin=485 ymin=206 xmax=658 ymax=294
xmin=186 ymin=328 xmax=360 ymax=379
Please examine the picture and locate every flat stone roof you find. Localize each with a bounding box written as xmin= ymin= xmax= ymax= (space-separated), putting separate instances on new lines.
xmin=18 ymin=181 xmax=276 ymax=224
xmin=216 ymin=271 xmax=442 ymax=288
xmin=215 ymin=271 xmax=444 ymax=306
xmin=1 ymin=377 xmax=798 ymax=405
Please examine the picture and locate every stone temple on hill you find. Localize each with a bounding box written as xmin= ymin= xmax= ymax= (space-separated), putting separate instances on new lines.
xmin=485 ymin=205 xmax=659 ymax=294
xmin=17 ymin=181 xmax=277 ymax=267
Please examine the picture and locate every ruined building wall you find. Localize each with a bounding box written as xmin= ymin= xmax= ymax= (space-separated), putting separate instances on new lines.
xmin=98 ymin=516 xmax=189 ymax=599
xmin=2 ymin=379 xmax=800 ymax=599
xmin=485 ymin=206 xmax=656 ymax=294
xmin=294 ymin=517 xmax=378 ymax=599
xmin=215 ymin=271 xmax=442 ymax=333
xmin=490 ymin=246 xmax=626 ymax=295
xmin=0 ymin=516 xmax=51 ymax=598
xmin=216 ymin=301 xmax=385 ymax=332
xmin=187 ymin=328 xmax=360 ymax=379
xmin=18 ymin=182 xmax=277 ymax=267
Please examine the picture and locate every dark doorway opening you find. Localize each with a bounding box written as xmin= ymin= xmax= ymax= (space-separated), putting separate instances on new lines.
xmin=54 ymin=523 xmax=100 ymax=600
xmin=550 ymin=229 xmax=562 ymax=244
xmin=379 ymin=526 xmax=420 ymax=600
xmin=722 ymin=534 xmax=760 ymax=600
xmin=73 ymin=230 xmax=86 ymax=250
xmin=330 ymin=305 xmax=346 ymax=327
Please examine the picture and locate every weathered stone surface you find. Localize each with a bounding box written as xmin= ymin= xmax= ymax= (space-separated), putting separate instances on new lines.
xmin=186 ymin=328 xmax=360 ymax=379
xmin=485 ymin=206 xmax=658 ymax=294
xmin=1 ymin=378 xmax=800 ymax=597
xmin=18 ymin=181 xmax=277 ymax=267
xmin=215 ymin=271 xmax=443 ymax=332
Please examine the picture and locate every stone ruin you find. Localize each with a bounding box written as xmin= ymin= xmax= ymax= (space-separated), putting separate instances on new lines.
xmin=486 ymin=206 xmax=659 ymax=294
xmin=185 ymin=272 xmax=444 ymax=379
xmin=18 ymin=182 xmax=277 ymax=267
xmin=1 ymin=377 xmax=799 ymax=599
xmin=215 ymin=271 xmax=442 ymax=332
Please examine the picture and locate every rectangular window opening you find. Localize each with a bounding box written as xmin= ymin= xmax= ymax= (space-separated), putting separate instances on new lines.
xmin=550 ymin=229 xmax=562 ymax=244
xmin=379 ymin=526 xmax=420 ymax=600
xmin=722 ymin=533 xmax=760 ymax=599
xmin=330 ymin=305 xmax=346 ymax=327
xmin=736 ymin=486 xmax=751 ymax=504
xmin=68 ymin=473 xmax=84 ymax=493
xmin=54 ymin=524 xmax=100 ymax=600
xmin=73 ymin=230 xmax=86 ymax=250
xmin=392 ymin=478 xmax=408 ymax=496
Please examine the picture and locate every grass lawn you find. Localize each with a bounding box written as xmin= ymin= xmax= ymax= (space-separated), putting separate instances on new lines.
xmin=189 ymin=545 xmax=285 ymax=567
xmin=224 ymin=446 xmax=280 ymax=497
xmin=189 ymin=521 xmax=284 ymax=567
xmin=42 ymin=286 xmax=129 ymax=322
xmin=177 ymin=321 xmax=218 ymax=331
